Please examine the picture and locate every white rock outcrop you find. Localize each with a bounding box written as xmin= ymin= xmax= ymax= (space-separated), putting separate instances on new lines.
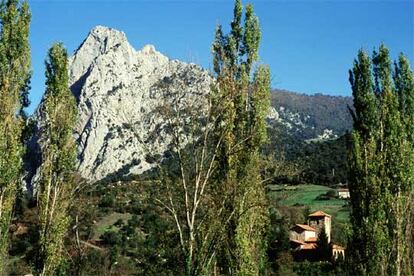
xmin=267 ymin=106 xmax=279 ymax=121
xmin=40 ymin=26 xmax=212 ymax=182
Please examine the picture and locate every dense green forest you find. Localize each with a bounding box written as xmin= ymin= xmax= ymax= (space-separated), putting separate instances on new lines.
xmin=266 ymin=126 xmax=349 ymax=185
xmin=0 ymin=0 xmax=413 ymax=275
xmin=266 ymin=90 xmax=353 ymax=185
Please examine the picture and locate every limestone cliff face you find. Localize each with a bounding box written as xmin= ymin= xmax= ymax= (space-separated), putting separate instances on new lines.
xmin=34 ymin=26 xmax=212 ymax=183
xmin=30 ymin=26 xmax=351 ymax=185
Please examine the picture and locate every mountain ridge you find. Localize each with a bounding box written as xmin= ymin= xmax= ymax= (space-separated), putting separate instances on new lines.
xmin=31 ymin=26 xmax=212 ymax=183
xmin=29 ymin=26 xmax=353 ymax=184
xmin=269 ymin=89 xmax=353 ymax=140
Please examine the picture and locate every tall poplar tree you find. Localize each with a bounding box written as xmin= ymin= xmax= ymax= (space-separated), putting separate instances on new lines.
xmin=211 ymin=0 xmax=270 ymax=273
xmin=394 ymin=54 xmax=414 ymax=143
xmin=348 ymin=45 xmax=414 ymax=276
xmin=0 ymin=0 xmax=31 ymax=271
xmin=35 ymin=43 xmax=77 ymax=275
xmin=392 ymin=53 xmax=414 ymax=276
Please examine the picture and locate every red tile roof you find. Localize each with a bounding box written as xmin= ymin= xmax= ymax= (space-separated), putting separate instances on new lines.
xmin=306 ymin=237 xmax=317 ymax=242
xmin=308 ymin=210 xmax=331 ymax=217
xmin=290 ymin=239 xmax=306 ymax=245
xmin=294 ymin=224 xmax=316 ymax=232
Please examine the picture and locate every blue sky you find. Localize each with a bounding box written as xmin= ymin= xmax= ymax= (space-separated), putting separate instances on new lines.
xmin=28 ymin=0 xmax=413 ymax=114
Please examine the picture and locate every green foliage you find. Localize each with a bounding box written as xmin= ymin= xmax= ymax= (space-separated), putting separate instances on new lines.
xmin=35 ymin=43 xmax=77 ymax=275
xmin=267 ymin=208 xmax=291 ymax=272
xmin=100 ymin=230 xmax=122 ymax=246
xmin=265 ymin=95 xmax=351 ymax=185
xmin=316 ymin=189 xmax=338 ymax=201
xmin=0 ymin=0 xmax=31 ymax=272
xmin=274 ymin=251 xmax=296 ymax=275
xmin=348 ymin=45 xmax=414 ymax=275
xmin=298 ymin=135 xmax=349 ymax=185
xmin=77 ymin=182 xmax=182 ymax=275
xmin=211 ymin=1 xmax=271 ymax=274
xmin=293 ymin=261 xmax=337 ymax=276
xmin=99 ymin=194 xmax=116 ymax=209
xmin=394 ymin=55 xmax=414 ymax=142
xmin=316 ymin=228 xmax=330 ymax=261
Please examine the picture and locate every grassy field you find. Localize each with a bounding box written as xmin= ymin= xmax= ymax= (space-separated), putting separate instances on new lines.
xmin=268 ymin=184 xmax=350 ymax=224
xmin=92 ymin=212 xmax=132 ymax=240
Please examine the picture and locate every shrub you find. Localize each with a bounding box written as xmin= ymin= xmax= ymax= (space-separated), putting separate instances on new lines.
xmin=99 ymin=194 xmax=115 ymax=208
xmin=100 ymin=231 xmax=122 ymax=246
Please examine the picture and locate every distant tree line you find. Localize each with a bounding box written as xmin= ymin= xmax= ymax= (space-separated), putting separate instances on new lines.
xmin=265 ymin=126 xmax=349 ymax=185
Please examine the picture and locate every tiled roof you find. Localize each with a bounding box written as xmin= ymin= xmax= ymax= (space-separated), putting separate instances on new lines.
xmin=308 ymin=210 xmax=331 ymax=217
xmin=290 ymin=239 xmax=306 ymax=245
xmin=305 ymin=237 xmax=317 ymax=242
xmin=301 ymin=243 xmax=317 ymax=250
xmin=294 ymin=224 xmax=316 ymax=232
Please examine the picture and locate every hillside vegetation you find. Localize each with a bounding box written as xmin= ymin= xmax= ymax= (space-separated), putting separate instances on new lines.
xmin=271 ymin=89 xmax=353 ymax=139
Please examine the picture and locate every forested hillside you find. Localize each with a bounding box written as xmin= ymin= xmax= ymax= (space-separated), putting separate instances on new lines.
xmin=270 ymin=89 xmax=353 ymax=139
xmin=266 ymin=90 xmax=352 ymax=185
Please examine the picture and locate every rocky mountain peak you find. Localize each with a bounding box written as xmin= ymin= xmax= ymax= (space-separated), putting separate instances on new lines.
xmin=69 ymin=26 xmax=134 ymax=85
xmin=140 ymin=44 xmax=156 ymax=55
xmin=32 ymin=26 xmax=212 ymax=183
xmin=78 ymin=25 xmax=130 ymax=58
xmin=89 ymin=25 xmax=128 ymax=45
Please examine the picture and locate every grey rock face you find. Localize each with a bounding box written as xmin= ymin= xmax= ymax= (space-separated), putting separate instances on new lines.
xmin=65 ymin=26 xmax=211 ymax=182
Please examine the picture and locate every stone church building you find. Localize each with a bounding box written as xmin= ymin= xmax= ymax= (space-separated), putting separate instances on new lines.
xmin=289 ymin=210 xmax=345 ymax=261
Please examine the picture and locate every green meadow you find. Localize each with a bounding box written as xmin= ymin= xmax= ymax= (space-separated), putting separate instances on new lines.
xmin=268 ymin=184 xmax=350 ymax=224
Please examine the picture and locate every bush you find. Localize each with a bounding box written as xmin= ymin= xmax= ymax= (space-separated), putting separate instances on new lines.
xmin=99 ymin=194 xmax=115 ymax=208
xmin=100 ymin=231 xmax=122 ymax=246
xmin=326 ymin=189 xmax=338 ymax=198
xmin=315 ymin=194 xmax=330 ymax=200
xmin=294 ymin=261 xmax=334 ymax=275
xmin=316 ymin=190 xmax=338 ymax=200
xmin=114 ymin=219 xmax=124 ymax=227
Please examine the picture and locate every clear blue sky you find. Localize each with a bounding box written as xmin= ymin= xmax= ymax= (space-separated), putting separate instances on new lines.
xmin=28 ymin=0 xmax=413 ymax=114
